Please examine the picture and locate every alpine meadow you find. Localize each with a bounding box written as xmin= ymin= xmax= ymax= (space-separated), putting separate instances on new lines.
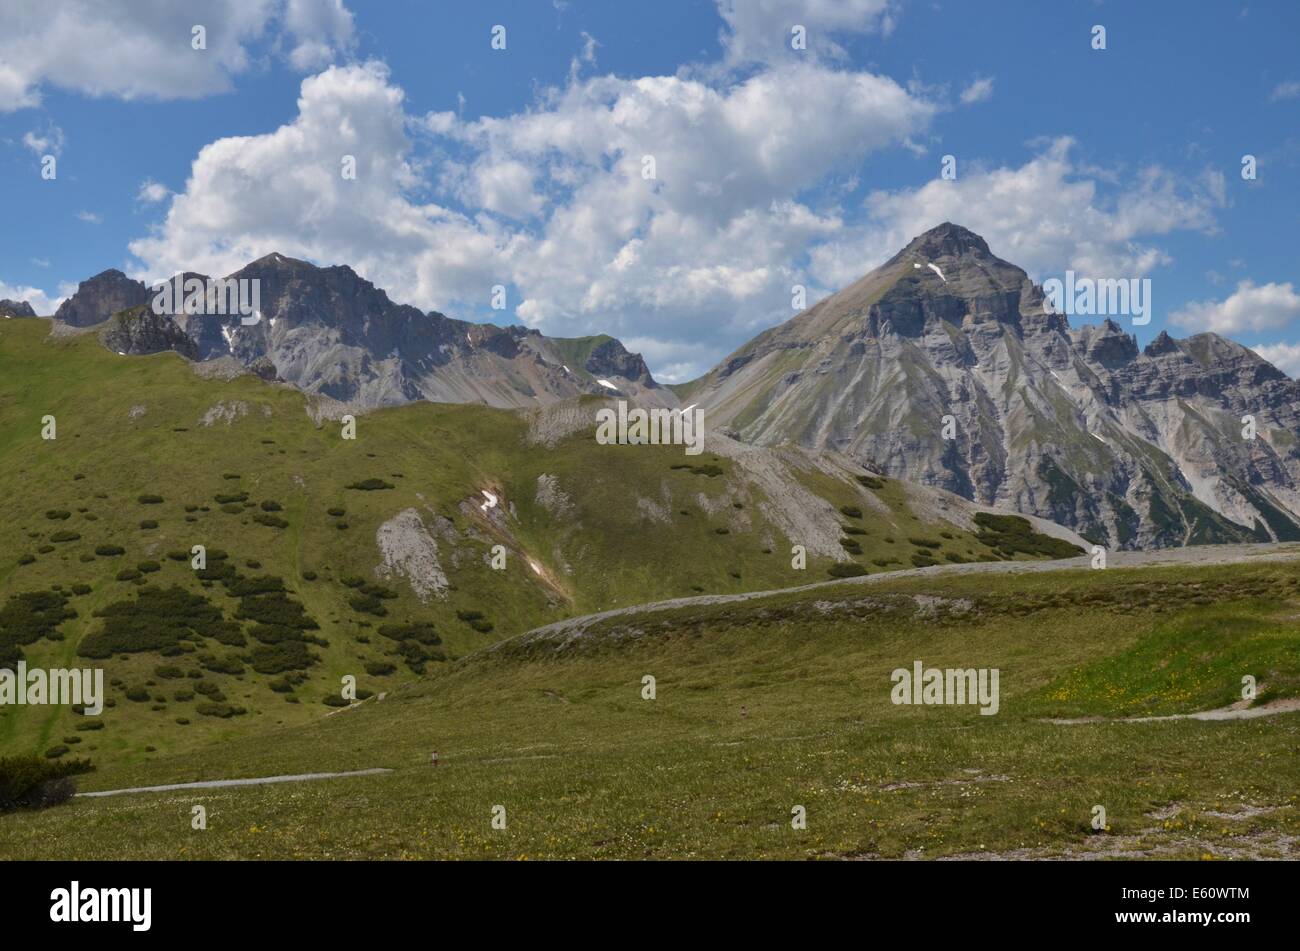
xmin=0 ymin=1 xmax=1297 ymax=931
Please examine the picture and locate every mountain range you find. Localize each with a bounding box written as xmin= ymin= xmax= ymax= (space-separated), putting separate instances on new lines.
xmin=19 ymin=223 xmax=1300 ymax=550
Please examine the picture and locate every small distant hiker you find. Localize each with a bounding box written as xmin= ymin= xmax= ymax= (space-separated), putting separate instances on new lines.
xmin=430 ymin=751 xmax=439 ymax=767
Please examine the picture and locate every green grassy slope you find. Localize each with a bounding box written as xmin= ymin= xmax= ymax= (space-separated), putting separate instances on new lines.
xmin=2 ymin=557 xmax=1297 ymax=859
xmin=0 ymin=319 xmax=1066 ymax=769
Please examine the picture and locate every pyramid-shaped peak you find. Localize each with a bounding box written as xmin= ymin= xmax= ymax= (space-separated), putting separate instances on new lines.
xmin=240 ymin=251 xmax=314 ymax=271
xmin=902 ymin=222 xmax=991 ymax=259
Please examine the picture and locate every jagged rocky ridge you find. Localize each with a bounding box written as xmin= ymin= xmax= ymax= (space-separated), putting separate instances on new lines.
xmin=0 ymin=299 xmax=36 ymax=318
xmin=60 ymin=254 xmax=667 ymax=410
xmin=684 ymin=223 xmax=1300 ymax=549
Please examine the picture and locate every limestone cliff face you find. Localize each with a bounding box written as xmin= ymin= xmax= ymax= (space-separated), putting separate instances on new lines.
xmin=687 ymin=223 xmax=1300 ymax=549
xmin=55 ymin=269 xmax=150 ymax=327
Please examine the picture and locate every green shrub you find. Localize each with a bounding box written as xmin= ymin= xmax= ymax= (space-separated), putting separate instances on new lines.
xmin=139 ymin=520 xmax=158 ymax=530
xmin=0 ymin=754 xmax=93 ymax=812
xmin=95 ymin=545 xmax=125 ymax=556
xmin=78 ymin=585 xmax=232 ymax=658
xmin=840 ymin=538 xmax=863 ymax=555
xmin=347 ymin=595 xmax=387 ymax=616
xmin=45 ymin=510 xmax=71 ymax=520
xmin=908 ymin=537 xmax=942 ymax=549
xmin=365 ymin=661 xmax=396 ymax=676
xmin=154 ymin=665 xmax=183 ymax=679
xmin=50 ymin=531 xmax=81 ymax=543
xmin=193 ymin=681 xmax=226 ymax=701
xmin=71 ymin=584 xmax=92 ymax=596
xmin=856 ymin=474 xmax=886 ymax=490
xmin=260 ymin=500 xmax=283 ymax=512
xmin=248 ymin=641 xmax=318 ymax=674
xmin=16 ymin=554 xmax=35 ymax=565
xmin=253 ymin=512 xmax=289 ymax=528
xmin=125 ymin=686 xmax=151 ymax=702
xmin=0 ymin=590 xmax=75 ymax=666
xmin=116 ymin=568 xmax=142 ymax=582
xmin=137 ymin=560 xmax=161 ymax=573
xmin=199 ymin=652 xmax=245 ymax=675
xmin=839 ymin=506 xmax=863 ymax=518
xmin=196 ymin=702 xmax=246 ymax=719
xmin=327 ymin=508 xmax=346 ymax=517
xmin=973 ymin=513 xmax=1085 ymax=559
xmin=827 ymin=563 xmax=868 ymax=578
xmin=138 ymin=494 xmax=164 ymax=504
xmin=378 ymin=622 xmax=441 ymax=645
xmin=347 ymin=478 xmax=395 ymax=491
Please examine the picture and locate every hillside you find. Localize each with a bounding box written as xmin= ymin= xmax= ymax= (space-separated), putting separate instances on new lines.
xmin=0 ymin=317 xmax=1078 ymax=768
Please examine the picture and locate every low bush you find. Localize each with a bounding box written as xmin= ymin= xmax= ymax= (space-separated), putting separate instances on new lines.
xmin=0 ymin=754 xmax=93 ymax=812
xmin=346 ymin=479 xmax=394 ymax=491
xmin=827 ymin=563 xmax=868 ymax=578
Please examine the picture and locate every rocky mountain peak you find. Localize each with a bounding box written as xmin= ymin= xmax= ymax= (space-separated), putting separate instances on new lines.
xmin=54 ymin=268 xmax=150 ymax=327
xmin=0 ymin=299 xmax=37 ymax=318
xmin=689 ymin=223 xmax=1300 ymax=550
xmin=895 ymin=222 xmax=992 ymax=262
xmin=1143 ymin=329 xmax=1181 ymax=357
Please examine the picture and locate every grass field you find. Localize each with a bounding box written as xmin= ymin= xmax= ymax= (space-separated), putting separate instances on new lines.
xmin=2 ymin=557 xmax=1297 ymax=859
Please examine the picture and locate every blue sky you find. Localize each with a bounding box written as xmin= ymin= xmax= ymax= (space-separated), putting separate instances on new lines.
xmin=1 ymin=0 xmax=1298 ymax=380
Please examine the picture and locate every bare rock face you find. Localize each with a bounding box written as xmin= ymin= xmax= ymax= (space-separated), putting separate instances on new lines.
xmin=375 ymin=508 xmax=449 ymax=601
xmin=55 ymin=269 xmax=149 ymax=327
xmin=0 ymin=299 xmax=36 ymax=318
xmin=689 ymin=222 xmax=1300 ymax=549
xmin=99 ymin=306 xmax=199 ymax=359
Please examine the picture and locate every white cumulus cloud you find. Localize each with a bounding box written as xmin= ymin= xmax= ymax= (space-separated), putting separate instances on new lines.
xmin=0 ymin=279 xmax=63 ymax=315
xmin=1171 ymin=280 xmax=1300 ymax=334
xmin=0 ymin=0 xmax=356 ymax=111
xmin=960 ymin=76 xmax=994 ymax=104
xmin=808 ymin=137 xmax=1225 ymax=289
xmin=1251 ymin=342 xmax=1300 ymax=378
xmin=716 ymin=0 xmax=897 ymax=65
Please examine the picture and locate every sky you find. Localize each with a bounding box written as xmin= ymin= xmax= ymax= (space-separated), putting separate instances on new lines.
xmin=1 ymin=0 xmax=1298 ymax=382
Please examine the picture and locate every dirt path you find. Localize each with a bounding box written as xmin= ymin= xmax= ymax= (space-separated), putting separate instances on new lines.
xmin=504 ymin=542 xmax=1300 ymax=650
xmin=1047 ymin=697 xmax=1300 ymax=725
xmin=77 ymin=767 xmax=393 ymax=799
